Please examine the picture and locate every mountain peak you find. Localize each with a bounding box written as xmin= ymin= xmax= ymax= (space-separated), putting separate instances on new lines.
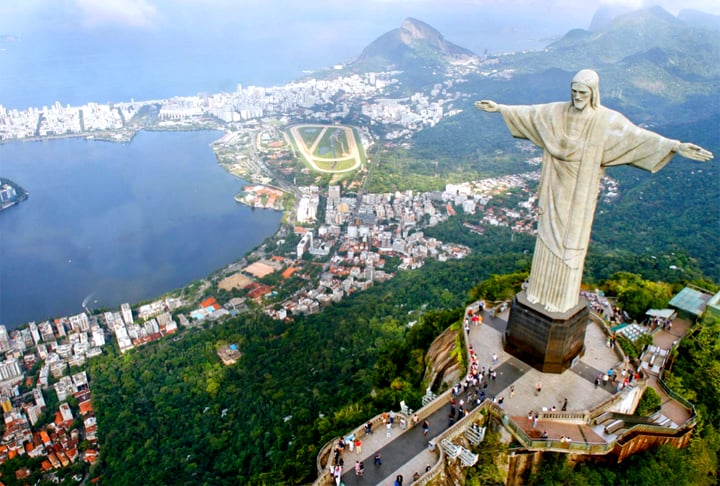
xmin=352 ymin=18 xmax=478 ymax=75
xmin=398 ymin=17 xmax=444 ymax=46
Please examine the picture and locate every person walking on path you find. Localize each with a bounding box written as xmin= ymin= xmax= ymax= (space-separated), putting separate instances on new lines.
xmin=422 ymin=420 xmax=430 ymax=437
xmin=535 ymin=381 xmax=542 ymax=395
xmin=562 ymin=397 xmax=568 ymax=411
xmin=374 ymin=452 xmax=382 ymax=466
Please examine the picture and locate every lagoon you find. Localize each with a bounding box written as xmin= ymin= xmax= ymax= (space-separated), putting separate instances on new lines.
xmin=0 ymin=130 xmax=282 ymax=328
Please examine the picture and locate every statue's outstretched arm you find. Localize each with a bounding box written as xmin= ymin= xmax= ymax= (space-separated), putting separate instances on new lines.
xmin=474 ymin=100 xmax=499 ymax=113
xmin=674 ymin=142 xmax=714 ymax=162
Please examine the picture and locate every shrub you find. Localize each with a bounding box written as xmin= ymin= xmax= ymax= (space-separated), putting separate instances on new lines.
xmin=636 ymin=387 xmax=662 ymax=416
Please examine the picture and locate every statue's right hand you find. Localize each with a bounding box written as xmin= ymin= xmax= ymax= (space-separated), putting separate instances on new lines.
xmin=474 ymin=100 xmax=498 ymax=112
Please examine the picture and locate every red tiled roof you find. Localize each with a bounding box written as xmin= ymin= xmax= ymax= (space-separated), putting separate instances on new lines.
xmin=281 ymin=267 xmax=298 ymax=279
xmin=200 ymin=297 xmax=217 ymax=309
xmin=78 ymin=401 xmax=93 ymax=415
xmin=15 ymin=467 xmax=31 ymax=480
xmin=40 ymin=431 xmax=51 ymax=445
xmin=84 ymin=449 xmax=98 ymax=464
xmin=247 ymin=284 xmax=272 ymax=300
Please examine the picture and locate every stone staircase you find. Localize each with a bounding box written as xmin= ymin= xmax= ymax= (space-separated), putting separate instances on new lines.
xmin=464 ymin=425 xmax=486 ymax=445
xmin=441 ymin=438 xmax=479 ymax=467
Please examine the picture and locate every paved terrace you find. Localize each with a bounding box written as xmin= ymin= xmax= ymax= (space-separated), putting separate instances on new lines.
xmin=314 ymin=303 xmax=694 ymax=486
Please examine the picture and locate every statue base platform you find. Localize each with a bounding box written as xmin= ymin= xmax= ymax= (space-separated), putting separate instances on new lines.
xmin=503 ymin=291 xmax=588 ymax=374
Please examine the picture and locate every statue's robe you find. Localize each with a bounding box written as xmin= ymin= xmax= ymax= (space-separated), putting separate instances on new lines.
xmin=499 ymin=102 xmax=677 ymax=313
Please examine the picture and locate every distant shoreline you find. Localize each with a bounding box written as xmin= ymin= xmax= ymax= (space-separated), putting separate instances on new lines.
xmin=0 ymin=130 xmax=137 ymax=145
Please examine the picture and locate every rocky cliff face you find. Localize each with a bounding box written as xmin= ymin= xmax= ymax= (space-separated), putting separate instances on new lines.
xmin=396 ymin=18 xmax=467 ymax=57
xmin=423 ymin=325 xmax=464 ymax=391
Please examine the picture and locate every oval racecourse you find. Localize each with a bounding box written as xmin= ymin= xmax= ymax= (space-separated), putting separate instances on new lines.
xmin=288 ymin=124 xmax=363 ymax=174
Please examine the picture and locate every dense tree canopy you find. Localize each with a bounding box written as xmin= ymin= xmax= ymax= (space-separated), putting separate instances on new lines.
xmin=88 ymin=223 xmax=533 ymax=484
xmin=600 ymin=271 xmax=674 ymax=320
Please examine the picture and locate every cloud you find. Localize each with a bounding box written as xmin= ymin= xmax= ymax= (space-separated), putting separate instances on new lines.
xmin=73 ymin=0 xmax=159 ymax=28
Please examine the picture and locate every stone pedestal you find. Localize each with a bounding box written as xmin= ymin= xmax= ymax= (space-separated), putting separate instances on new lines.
xmin=503 ymin=291 xmax=588 ymax=373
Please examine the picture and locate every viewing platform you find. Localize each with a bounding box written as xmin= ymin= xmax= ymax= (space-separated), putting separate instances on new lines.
xmin=314 ymin=300 xmax=696 ymax=485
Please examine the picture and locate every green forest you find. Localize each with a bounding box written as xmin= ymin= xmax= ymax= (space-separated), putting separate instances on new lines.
xmin=87 ymin=225 xmax=530 ymax=484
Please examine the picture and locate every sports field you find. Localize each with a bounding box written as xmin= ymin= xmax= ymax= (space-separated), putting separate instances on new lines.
xmin=288 ymin=124 xmax=363 ymax=173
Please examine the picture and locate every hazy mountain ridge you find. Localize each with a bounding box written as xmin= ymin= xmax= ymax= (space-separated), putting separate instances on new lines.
xmin=508 ymin=6 xmax=720 ymax=106
xmin=346 ymin=8 xmax=719 ymax=112
xmin=678 ymin=8 xmax=720 ymax=30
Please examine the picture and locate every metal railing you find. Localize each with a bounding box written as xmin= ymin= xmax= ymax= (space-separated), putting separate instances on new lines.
xmin=657 ymin=374 xmax=696 ymax=420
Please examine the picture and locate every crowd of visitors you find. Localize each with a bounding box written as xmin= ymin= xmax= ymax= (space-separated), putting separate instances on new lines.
xmin=325 ymin=292 xmax=663 ymax=485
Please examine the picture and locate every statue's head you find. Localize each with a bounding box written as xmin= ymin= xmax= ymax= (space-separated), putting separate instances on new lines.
xmin=570 ymin=69 xmax=600 ymax=110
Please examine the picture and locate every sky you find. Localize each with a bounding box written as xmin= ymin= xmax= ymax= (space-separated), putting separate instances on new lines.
xmin=2 ymin=0 xmax=718 ymax=44
xmin=0 ymin=0 xmax=718 ymax=108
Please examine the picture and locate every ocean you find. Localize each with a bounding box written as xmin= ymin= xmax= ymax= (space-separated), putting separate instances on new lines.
xmin=0 ymin=131 xmax=283 ymax=328
xmin=0 ymin=29 xmax=339 ymax=111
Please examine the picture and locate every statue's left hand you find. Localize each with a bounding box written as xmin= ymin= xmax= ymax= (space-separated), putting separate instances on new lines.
xmin=676 ymin=142 xmax=713 ymax=162
xmin=474 ymin=100 xmax=499 ymax=113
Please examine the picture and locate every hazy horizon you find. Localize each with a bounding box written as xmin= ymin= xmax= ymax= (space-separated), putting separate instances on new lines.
xmin=1 ymin=0 xmax=719 ymax=110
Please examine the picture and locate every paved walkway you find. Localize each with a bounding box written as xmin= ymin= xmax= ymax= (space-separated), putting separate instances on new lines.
xmin=330 ymin=304 xmax=693 ymax=485
xmin=646 ymin=318 xmax=693 ymax=425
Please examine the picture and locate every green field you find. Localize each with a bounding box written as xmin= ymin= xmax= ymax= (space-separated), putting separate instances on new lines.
xmin=298 ymin=127 xmax=320 ymax=148
xmin=313 ymin=128 xmax=349 ymax=159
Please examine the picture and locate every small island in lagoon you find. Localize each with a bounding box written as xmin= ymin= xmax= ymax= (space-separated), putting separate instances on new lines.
xmin=0 ymin=177 xmax=28 ymax=211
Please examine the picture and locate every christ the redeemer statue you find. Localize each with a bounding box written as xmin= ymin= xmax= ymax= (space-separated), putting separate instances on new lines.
xmin=475 ymin=69 xmax=713 ymax=314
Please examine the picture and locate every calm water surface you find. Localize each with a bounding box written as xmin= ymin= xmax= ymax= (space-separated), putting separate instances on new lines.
xmin=0 ymin=130 xmax=282 ymax=328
